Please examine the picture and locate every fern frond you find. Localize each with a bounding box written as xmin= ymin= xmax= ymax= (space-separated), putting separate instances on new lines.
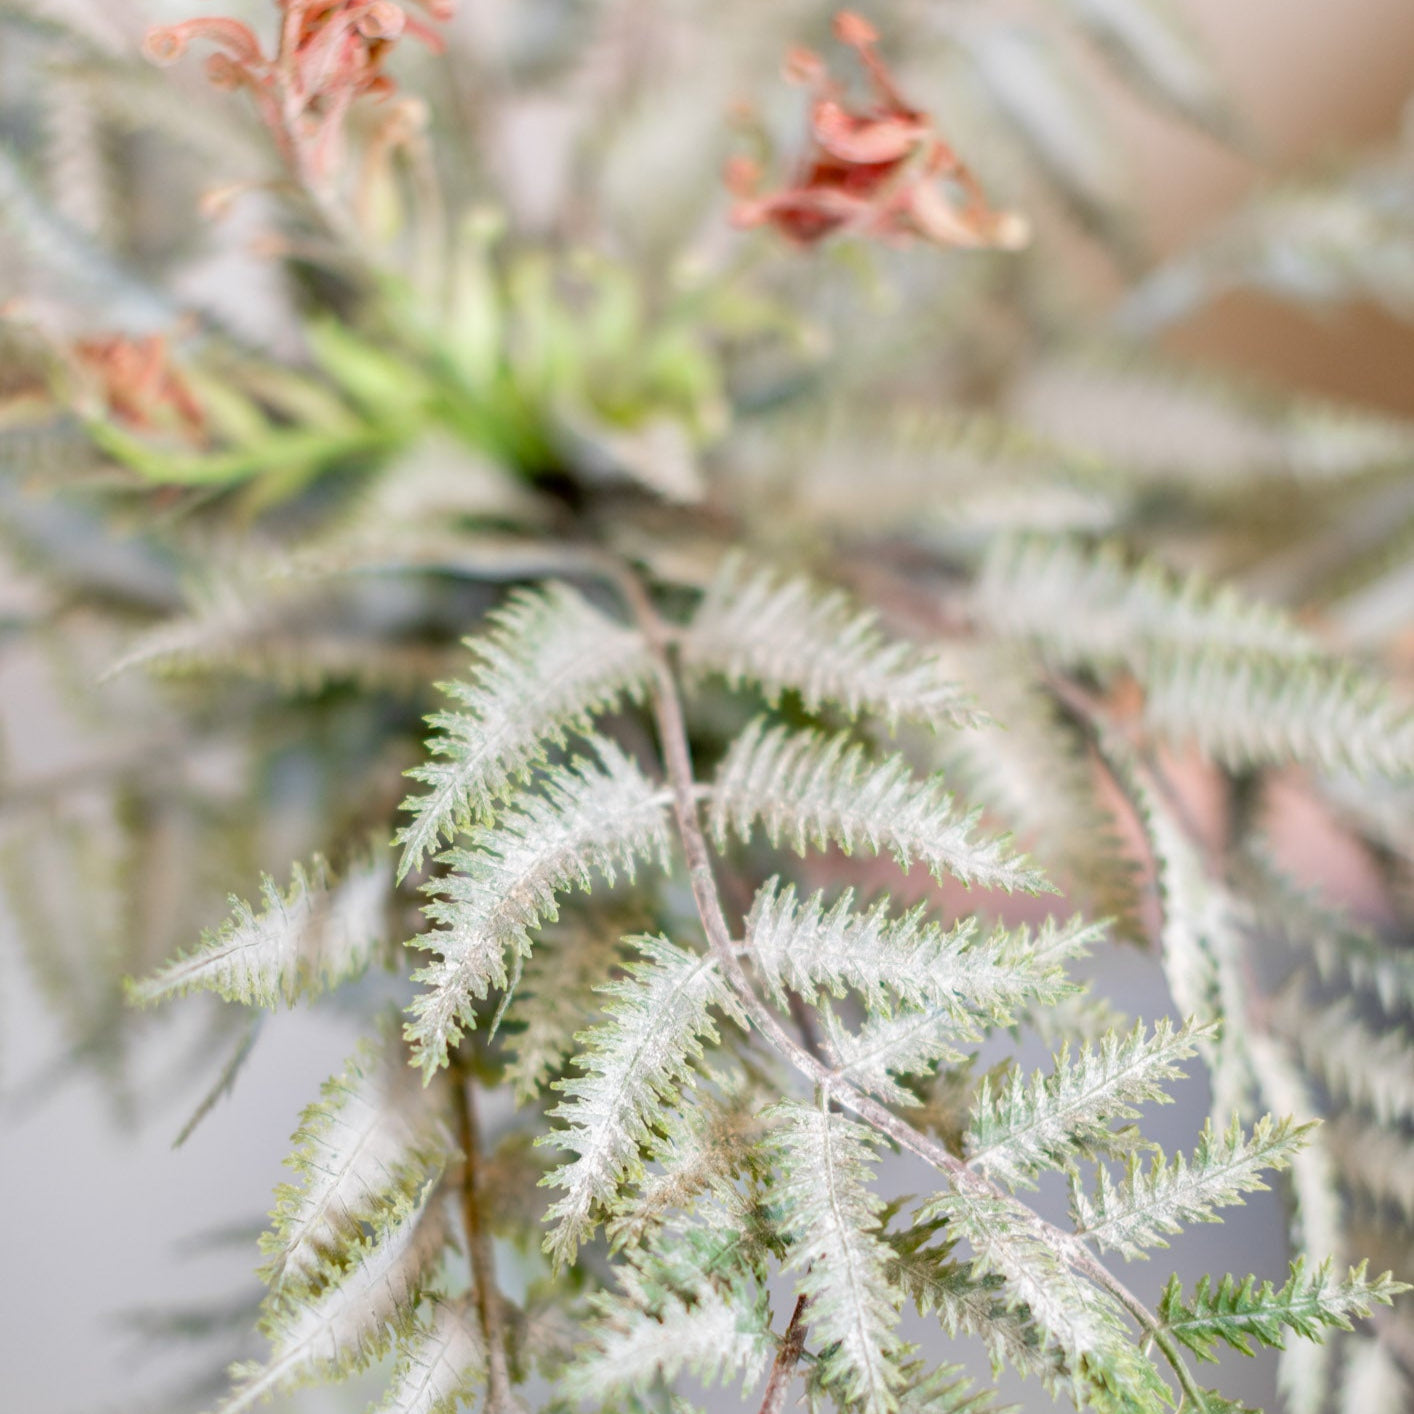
xmin=975 ymin=534 xmax=1318 ymax=670
xmin=965 ymin=1019 xmax=1206 ymax=1190
xmin=395 ymin=584 xmax=654 ymax=879
xmin=130 ymin=849 xmax=391 ymax=1009
xmin=884 ymin=1221 xmax=1070 ymax=1395
xmin=769 ymin=1103 xmax=906 ymax=1414
xmin=683 ymin=555 xmax=979 ymax=731
xmin=1144 ymin=647 xmax=1414 ymax=777
xmin=503 ymin=917 xmax=626 ymax=1103
xmin=1275 ymin=993 xmax=1414 ymax=1126
xmin=1327 ymin=1114 xmax=1414 ymax=1222
xmin=373 ymin=1298 xmax=484 ymax=1414
xmin=560 ymin=1240 xmax=772 ymax=1403
xmin=746 ymin=878 xmax=1089 ymax=1018
xmin=711 ymin=721 xmax=1050 ymax=894
xmin=220 ymin=1190 xmax=450 ymax=1414
xmin=936 ymin=646 xmax=1141 ymax=935
xmin=261 ymin=1029 xmax=455 ymax=1289
xmin=541 ymin=936 xmax=744 ymax=1266
xmin=404 ymin=741 xmax=671 ymax=1077
xmin=1157 ymin=1259 xmax=1407 ymax=1362
xmin=920 ymin=1179 xmax=1169 ymax=1409
xmin=1073 ymin=1114 xmax=1311 ymax=1260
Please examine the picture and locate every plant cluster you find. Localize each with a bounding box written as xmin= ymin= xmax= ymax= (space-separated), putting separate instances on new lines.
xmin=2 ymin=3 xmax=1414 ymax=1414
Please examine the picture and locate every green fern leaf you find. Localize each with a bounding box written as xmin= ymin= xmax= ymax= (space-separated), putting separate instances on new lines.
xmin=683 ymin=554 xmax=979 ymax=730
xmin=1073 ymin=1114 xmax=1312 ymax=1260
xmin=129 ymin=849 xmax=391 ymax=1009
xmin=395 ymin=584 xmax=654 ymax=879
xmin=541 ymin=936 xmax=744 ymax=1266
xmin=404 ymin=741 xmax=672 ymax=1077
xmin=965 ymin=1019 xmax=1206 ymax=1190
xmin=1158 ymin=1259 xmax=1408 ymax=1362
xmin=261 ymin=1029 xmax=455 ymax=1289
xmin=711 ymin=721 xmax=1050 ymax=893
xmin=768 ymin=1102 xmax=907 ymax=1414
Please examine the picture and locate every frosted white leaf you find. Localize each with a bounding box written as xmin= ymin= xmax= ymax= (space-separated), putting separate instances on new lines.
xmin=263 ymin=1030 xmax=455 ymax=1288
xmin=405 ymin=741 xmax=672 ymax=1076
xmin=683 ymin=554 xmax=979 ymax=731
xmin=131 ymin=849 xmax=391 ymax=1009
xmin=712 ymin=721 xmax=1050 ymax=894
xmin=1072 ymin=1114 xmax=1310 ymax=1260
xmin=748 ymin=877 xmax=1093 ymax=1018
xmin=396 ymin=583 xmax=654 ymax=878
xmin=542 ymin=936 xmax=744 ymax=1265
xmin=967 ymin=1020 xmax=1204 ymax=1189
xmin=219 ymin=1192 xmax=449 ymax=1414
xmin=770 ymin=1104 xmax=905 ymax=1414
xmin=371 ymin=1298 xmax=484 ymax=1414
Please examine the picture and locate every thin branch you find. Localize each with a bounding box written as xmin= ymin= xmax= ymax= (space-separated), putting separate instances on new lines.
xmin=758 ymin=1293 xmax=811 ymax=1414
xmin=611 ymin=564 xmax=1195 ymax=1396
xmin=452 ymin=1066 xmax=515 ymax=1412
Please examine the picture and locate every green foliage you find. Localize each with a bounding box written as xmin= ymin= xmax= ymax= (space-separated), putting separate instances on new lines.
xmin=1158 ymin=1260 xmax=1407 ymax=1361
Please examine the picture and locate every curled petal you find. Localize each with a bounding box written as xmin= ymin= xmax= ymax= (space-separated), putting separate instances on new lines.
xmin=357 ymin=2 xmax=407 ymax=40
xmin=811 ymin=99 xmax=926 ymax=165
xmin=205 ymin=52 xmax=252 ymax=91
xmin=142 ymin=18 xmax=265 ymax=68
xmin=724 ymin=155 xmax=761 ymax=198
xmin=410 ymin=0 xmax=455 ymax=18
xmin=731 ymin=185 xmax=864 ymax=244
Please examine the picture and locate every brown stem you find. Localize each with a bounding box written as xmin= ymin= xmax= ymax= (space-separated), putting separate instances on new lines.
xmin=757 ymin=1294 xmax=811 ymax=1414
xmin=453 ymin=1067 xmax=515 ymax=1412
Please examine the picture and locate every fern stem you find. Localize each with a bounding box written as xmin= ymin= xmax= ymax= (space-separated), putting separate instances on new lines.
xmin=613 ymin=563 xmax=1203 ymax=1406
xmin=452 ymin=1066 xmax=514 ymax=1412
xmin=757 ymin=1293 xmax=811 ymax=1414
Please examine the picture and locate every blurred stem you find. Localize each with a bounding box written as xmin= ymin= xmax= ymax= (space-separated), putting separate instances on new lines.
xmin=453 ymin=1065 xmax=515 ymax=1411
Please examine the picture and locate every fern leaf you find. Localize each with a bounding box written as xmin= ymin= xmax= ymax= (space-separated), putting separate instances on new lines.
xmin=966 ymin=1019 xmax=1205 ymax=1190
xmin=1157 ymin=1259 xmax=1407 ymax=1362
xmin=404 ymin=742 xmax=671 ymax=1077
xmin=823 ymin=1006 xmax=972 ymax=1106
xmin=373 ymin=1299 xmax=484 ymax=1414
xmin=220 ymin=1190 xmax=450 ymax=1414
xmin=395 ymin=584 xmax=654 ymax=879
xmin=541 ymin=936 xmax=744 ymax=1266
xmin=920 ymin=1178 xmax=1168 ymax=1409
xmin=1275 ymin=992 xmax=1414 ymax=1126
xmin=769 ymin=1103 xmax=907 ymax=1414
xmin=975 ymin=534 xmax=1319 ymax=671
xmin=683 ymin=555 xmax=979 ymax=731
xmin=1073 ymin=1114 xmax=1311 ymax=1260
xmin=1327 ymin=1114 xmax=1414 ymax=1222
xmin=711 ymin=721 xmax=1050 ymax=894
xmin=1144 ymin=647 xmax=1414 ymax=777
xmin=746 ymin=878 xmax=1090 ymax=1018
xmin=502 ymin=917 xmax=626 ymax=1103
xmin=261 ymin=1030 xmax=455 ymax=1289
xmin=561 ymin=1242 xmax=772 ymax=1403
xmin=884 ymin=1222 xmax=1070 ymax=1394
xmin=130 ymin=849 xmax=391 ymax=1009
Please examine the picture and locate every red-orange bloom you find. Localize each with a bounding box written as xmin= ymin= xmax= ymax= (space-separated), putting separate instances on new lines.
xmin=73 ymin=335 xmax=207 ymax=442
xmin=143 ymin=1 xmax=453 ymax=188
xmin=729 ymin=12 xmax=1029 ymax=252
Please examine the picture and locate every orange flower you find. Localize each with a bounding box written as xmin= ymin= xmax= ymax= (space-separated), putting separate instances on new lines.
xmin=143 ymin=1 xmax=453 ymax=188
xmin=72 ymin=335 xmax=207 ymax=442
xmin=728 ymin=12 xmax=1029 ymax=252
